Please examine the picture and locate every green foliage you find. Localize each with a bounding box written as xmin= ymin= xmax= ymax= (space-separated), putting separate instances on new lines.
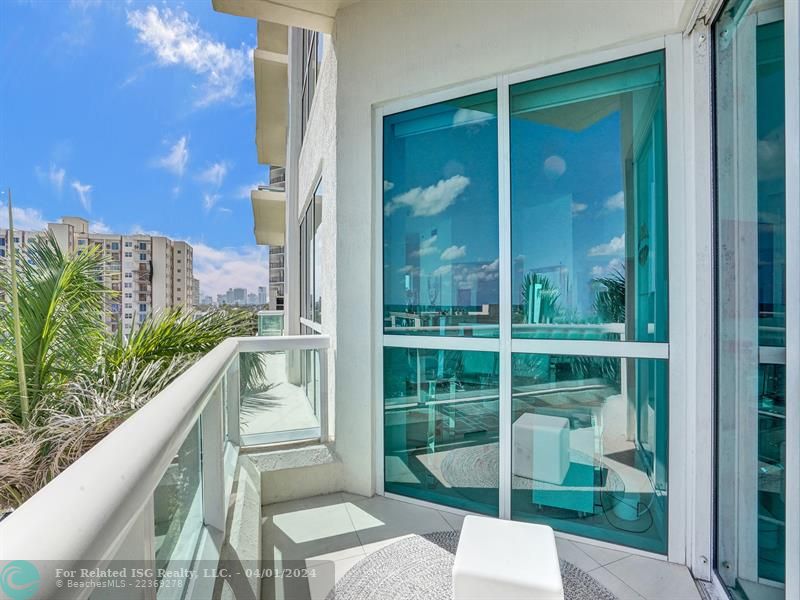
xmin=0 ymin=235 xmax=261 ymax=510
xmin=0 ymin=233 xmax=107 ymax=423
xmin=592 ymin=268 xmax=626 ymax=324
xmin=519 ymin=272 xmax=561 ymax=323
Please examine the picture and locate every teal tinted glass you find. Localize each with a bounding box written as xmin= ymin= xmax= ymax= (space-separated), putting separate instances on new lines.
xmin=715 ymin=1 xmax=786 ymax=593
xmin=154 ymin=419 xmax=203 ymax=589
xmin=384 ymin=347 xmax=499 ymax=515
xmin=383 ymin=91 xmax=499 ymax=337
xmin=511 ymin=353 xmax=668 ymax=553
xmin=510 ymin=52 xmax=668 ymax=342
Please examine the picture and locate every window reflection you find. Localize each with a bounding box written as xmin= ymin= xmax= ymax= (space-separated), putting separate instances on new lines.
xmin=383 ymin=91 xmax=499 ymax=336
xmin=511 ymin=354 xmax=668 ymax=553
xmin=510 ymin=52 xmax=668 ymax=342
xmin=384 ymin=347 xmax=499 ymax=515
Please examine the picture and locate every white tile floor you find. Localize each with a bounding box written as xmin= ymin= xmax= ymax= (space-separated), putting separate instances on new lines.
xmin=260 ymin=493 xmax=702 ymax=600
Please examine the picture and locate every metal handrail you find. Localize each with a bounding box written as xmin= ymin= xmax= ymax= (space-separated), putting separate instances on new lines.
xmin=0 ymin=334 xmax=330 ymax=598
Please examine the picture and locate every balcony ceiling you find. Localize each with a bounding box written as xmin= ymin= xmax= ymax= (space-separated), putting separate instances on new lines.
xmin=251 ymin=188 xmax=286 ymax=246
xmin=212 ymin=0 xmax=360 ymax=33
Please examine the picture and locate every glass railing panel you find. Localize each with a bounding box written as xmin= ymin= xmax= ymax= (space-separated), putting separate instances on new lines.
xmin=153 ymin=418 xmax=203 ymax=596
xmin=239 ymin=349 xmax=321 ymax=445
xmin=383 ymin=347 xmax=500 ymax=516
xmin=511 ymin=353 xmax=668 ymax=554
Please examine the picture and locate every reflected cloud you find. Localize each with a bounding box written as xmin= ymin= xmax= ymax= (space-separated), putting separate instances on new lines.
xmin=384 ymin=175 xmax=470 ymax=217
xmin=440 ymin=245 xmax=466 ymax=261
xmin=588 ymin=234 xmax=625 ymax=257
xmin=604 ymin=191 xmax=625 ymax=211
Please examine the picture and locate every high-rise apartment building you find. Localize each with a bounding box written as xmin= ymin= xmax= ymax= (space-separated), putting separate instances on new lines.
xmin=1 ymin=217 xmax=195 ymax=333
xmin=257 ymin=286 xmax=267 ymax=306
xmin=268 ymin=245 xmax=284 ymax=310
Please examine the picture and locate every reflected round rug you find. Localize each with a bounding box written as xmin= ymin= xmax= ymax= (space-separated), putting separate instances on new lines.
xmin=325 ymin=531 xmax=617 ymax=600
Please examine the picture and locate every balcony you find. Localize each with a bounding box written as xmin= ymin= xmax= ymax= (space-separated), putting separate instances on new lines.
xmin=0 ymin=335 xmax=330 ymax=599
xmin=0 ymin=327 xmax=705 ymax=600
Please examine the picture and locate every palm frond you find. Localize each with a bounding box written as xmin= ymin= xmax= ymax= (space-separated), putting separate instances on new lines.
xmin=0 ymin=233 xmax=107 ymax=423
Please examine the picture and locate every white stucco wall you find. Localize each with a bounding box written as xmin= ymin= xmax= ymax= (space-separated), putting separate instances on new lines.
xmin=328 ymin=0 xmax=694 ymax=496
xmin=295 ymin=33 xmax=338 ymax=441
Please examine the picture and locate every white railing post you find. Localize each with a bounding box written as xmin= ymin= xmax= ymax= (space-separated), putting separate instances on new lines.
xmin=201 ymin=382 xmax=226 ymax=533
xmin=319 ymin=347 xmax=330 ymax=441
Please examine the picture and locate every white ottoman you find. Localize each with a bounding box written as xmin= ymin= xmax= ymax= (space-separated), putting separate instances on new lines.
xmin=512 ymin=413 xmax=570 ymax=484
xmin=453 ymin=515 xmax=564 ymax=600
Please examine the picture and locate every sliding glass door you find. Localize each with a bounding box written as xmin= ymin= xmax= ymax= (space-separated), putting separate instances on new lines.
xmin=382 ymin=50 xmax=670 ymax=553
xmin=715 ymin=1 xmax=788 ymax=597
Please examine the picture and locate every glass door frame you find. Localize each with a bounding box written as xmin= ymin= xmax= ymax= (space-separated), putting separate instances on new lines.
xmin=372 ymin=33 xmax=692 ymax=563
xmin=708 ymin=0 xmax=799 ymax=597
xmin=783 ymin=1 xmax=799 ymax=599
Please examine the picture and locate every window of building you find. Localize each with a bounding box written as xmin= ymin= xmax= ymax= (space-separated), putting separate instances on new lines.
xmin=140 ymin=253 xmax=147 ymax=261
xmin=125 ymin=241 xmax=132 ymax=247
xmin=111 ymin=242 xmax=119 ymax=250
xmin=381 ymin=52 xmax=669 ymax=554
xmin=300 ymin=29 xmax=323 ymax=140
xmin=300 ymin=178 xmax=323 ymax=329
xmin=125 ymin=293 xmax=132 ymax=299
xmin=139 ymin=303 xmax=147 ymax=312
xmin=124 ymin=283 xmax=132 ymax=288
xmin=139 ymin=242 xmax=147 ymax=250
xmin=125 ymin=252 xmax=132 ymax=258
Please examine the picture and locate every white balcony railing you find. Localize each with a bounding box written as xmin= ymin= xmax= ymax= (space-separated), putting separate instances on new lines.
xmin=0 ymin=334 xmax=330 ymax=599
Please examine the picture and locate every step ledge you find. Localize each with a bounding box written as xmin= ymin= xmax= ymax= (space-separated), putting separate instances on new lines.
xmin=249 ymin=443 xmax=340 ymax=473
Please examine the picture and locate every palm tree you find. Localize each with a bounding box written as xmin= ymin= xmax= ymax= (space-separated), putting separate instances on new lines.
xmin=592 ymin=268 xmax=626 ymax=324
xmin=519 ymin=272 xmax=561 ymax=323
xmin=0 ymin=232 xmax=107 ymax=424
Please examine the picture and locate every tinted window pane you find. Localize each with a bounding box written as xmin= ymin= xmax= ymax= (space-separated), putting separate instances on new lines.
xmin=511 ymin=353 xmax=668 ymax=553
xmin=510 ymin=52 xmax=668 ymax=341
xmin=384 ymin=347 xmax=499 ymax=515
xmin=383 ymin=91 xmax=499 ymax=337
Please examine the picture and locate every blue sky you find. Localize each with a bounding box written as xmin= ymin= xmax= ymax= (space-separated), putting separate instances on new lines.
xmin=0 ymin=0 xmax=268 ymax=298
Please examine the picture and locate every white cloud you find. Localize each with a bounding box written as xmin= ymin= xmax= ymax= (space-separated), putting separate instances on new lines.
xmin=127 ymin=5 xmax=251 ymax=107
xmin=203 ymin=193 xmax=220 ymax=212
xmin=383 ymin=180 xmax=395 ymax=192
xmin=591 ymin=257 xmax=625 ymax=278
xmin=440 ymin=245 xmax=466 ymax=261
xmin=236 ymin=182 xmax=264 ymax=199
xmin=604 ymin=191 xmax=625 ymax=211
xmin=89 ymin=220 xmax=111 ymax=234
xmin=543 ymin=155 xmax=566 ymax=178
xmin=571 ymin=202 xmax=587 ymax=215
xmin=71 ymin=180 xmax=93 ymax=211
xmin=217 ymin=207 xmax=232 ymax=215
xmin=155 ymin=136 xmax=189 ymax=176
xmin=385 ymin=175 xmax=470 ymax=217
xmin=431 ymin=264 xmax=452 ymax=277
xmin=588 ymin=234 xmax=625 ymax=257
xmin=758 ymin=126 xmax=785 ymax=181
xmin=35 ymin=163 xmax=66 ymax=194
xmin=193 ymin=243 xmax=269 ymax=298
xmin=198 ymin=161 xmax=229 ymax=188
xmin=413 ymin=234 xmax=438 ymax=257
xmin=0 ymin=203 xmax=48 ymax=231
xmin=130 ymin=224 xmax=168 ymax=237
